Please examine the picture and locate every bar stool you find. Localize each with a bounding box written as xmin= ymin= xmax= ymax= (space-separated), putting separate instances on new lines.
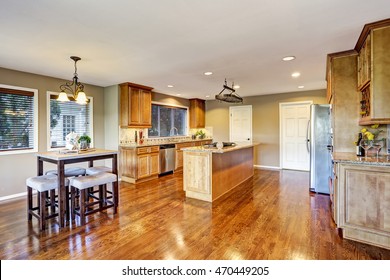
xmin=70 ymin=172 xmax=118 ymax=226
xmin=45 ymin=167 xmax=86 ymax=220
xmin=45 ymin=167 xmax=86 ymax=177
xmin=26 ymin=174 xmax=69 ymax=231
xmin=86 ymin=166 xmax=111 ymax=175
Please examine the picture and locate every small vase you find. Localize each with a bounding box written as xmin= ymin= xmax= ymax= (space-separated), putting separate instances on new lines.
xmin=79 ymin=140 xmax=88 ymax=150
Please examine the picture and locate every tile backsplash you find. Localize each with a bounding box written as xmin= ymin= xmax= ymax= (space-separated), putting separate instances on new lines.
xmin=119 ymin=127 xmax=213 ymax=145
xmin=387 ymin=124 xmax=390 ymax=154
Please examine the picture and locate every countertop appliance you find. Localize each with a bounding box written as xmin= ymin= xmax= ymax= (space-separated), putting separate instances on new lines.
xmin=307 ymin=104 xmax=332 ymax=194
xmin=159 ymin=144 xmax=176 ymax=175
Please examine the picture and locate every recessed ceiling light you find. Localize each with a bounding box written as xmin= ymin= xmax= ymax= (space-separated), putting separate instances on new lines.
xmin=291 ymin=72 xmax=301 ymax=78
xmin=233 ymin=85 xmax=240 ymax=89
xmin=205 ymin=95 xmax=210 ymax=98
xmin=176 ymin=94 xmax=181 ymax=96
xmin=282 ymin=56 xmax=296 ymax=61
xmin=298 ymin=85 xmax=305 ymax=89
xmin=204 ymin=71 xmax=213 ymax=76
xmin=167 ymin=85 xmax=174 ymax=88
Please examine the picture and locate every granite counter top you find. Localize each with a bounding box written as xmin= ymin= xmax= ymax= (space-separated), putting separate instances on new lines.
xmin=333 ymin=152 xmax=390 ymax=167
xmin=120 ymin=138 xmax=212 ymax=148
xmin=181 ymin=142 xmax=259 ymax=154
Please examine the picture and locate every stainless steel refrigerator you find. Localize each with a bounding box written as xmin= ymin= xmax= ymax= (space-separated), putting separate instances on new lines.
xmin=307 ymin=104 xmax=332 ymax=194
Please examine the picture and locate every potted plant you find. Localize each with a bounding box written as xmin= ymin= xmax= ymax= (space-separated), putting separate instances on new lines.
xmin=78 ymin=135 xmax=91 ymax=149
xmin=195 ymin=130 xmax=206 ymax=139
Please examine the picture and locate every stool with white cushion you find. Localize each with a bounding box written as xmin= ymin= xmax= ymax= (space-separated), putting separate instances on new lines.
xmin=45 ymin=167 xmax=86 ymax=177
xmin=70 ymin=172 xmax=118 ymax=226
xmin=85 ymin=166 xmax=111 ymax=175
xmin=26 ymin=174 xmax=69 ymax=231
xmin=45 ymin=167 xmax=86 ymax=221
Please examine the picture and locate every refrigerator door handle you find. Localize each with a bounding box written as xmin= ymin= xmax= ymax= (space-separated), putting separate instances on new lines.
xmin=306 ymin=120 xmax=310 ymax=153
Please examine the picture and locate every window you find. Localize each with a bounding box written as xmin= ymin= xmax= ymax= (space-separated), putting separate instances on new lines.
xmin=0 ymin=85 xmax=38 ymax=155
xmin=62 ymin=115 xmax=76 ymax=140
xmin=48 ymin=92 xmax=93 ymax=149
xmin=148 ymin=104 xmax=187 ymax=137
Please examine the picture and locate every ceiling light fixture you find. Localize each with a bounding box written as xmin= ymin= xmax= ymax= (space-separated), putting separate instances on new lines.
xmin=282 ymin=56 xmax=296 ymax=61
xmin=291 ymin=72 xmax=301 ymax=78
xmin=204 ymin=71 xmax=213 ymax=76
xmin=298 ymin=85 xmax=305 ymax=89
xmin=57 ymin=56 xmax=88 ymax=104
xmin=167 ymin=85 xmax=174 ymax=88
xmin=215 ymin=79 xmax=243 ymax=103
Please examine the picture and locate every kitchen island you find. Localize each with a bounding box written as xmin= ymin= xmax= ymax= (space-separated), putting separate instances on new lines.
xmin=332 ymin=152 xmax=390 ymax=249
xmin=182 ymin=142 xmax=258 ymax=202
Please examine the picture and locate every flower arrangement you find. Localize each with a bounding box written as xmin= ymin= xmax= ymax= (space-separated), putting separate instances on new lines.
xmin=360 ymin=124 xmax=384 ymax=141
xmin=78 ymin=135 xmax=91 ymax=149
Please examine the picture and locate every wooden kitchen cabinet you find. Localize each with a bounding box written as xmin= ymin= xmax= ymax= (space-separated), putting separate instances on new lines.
xmin=189 ymin=98 xmax=205 ymax=128
xmin=175 ymin=142 xmax=195 ymax=170
xmin=335 ymin=163 xmax=390 ymax=250
xmin=120 ymin=82 xmax=153 ymax=128
xmin=357 ymin=34 xmax=371 ymax=90
xmin=326 ymin=51 xmax=359 ymax=153
xmin=120 ymin=146 xmax=160 ymax=183
xmin=175 ymin=140 xmax=212 ymax=170
xmin=355 ymin=20 xmax=390 ymax=125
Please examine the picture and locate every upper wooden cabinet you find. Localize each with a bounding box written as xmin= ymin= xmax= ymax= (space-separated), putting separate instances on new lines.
xmin=189 ymin=98 xmax=205 ymax=128
xmin=355 ymin=19 xmax=390 ymax=125
xmin=120 ymin=82 xmax=153 ymax=128
xmin=326 ymin=51 xmax=359 ymax=153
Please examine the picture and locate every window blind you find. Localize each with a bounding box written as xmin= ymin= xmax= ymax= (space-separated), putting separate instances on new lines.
xmin=0 ymin=88 xmax=35 ymax=152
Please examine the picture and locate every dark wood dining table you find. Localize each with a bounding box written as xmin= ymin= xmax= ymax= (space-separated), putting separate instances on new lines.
xmin=36 ymin=149 xmax=118 ymax=228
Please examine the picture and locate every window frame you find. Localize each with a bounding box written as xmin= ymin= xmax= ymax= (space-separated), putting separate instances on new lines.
xmin=46 ymin=91 xmax=94 ymax=151
xmin=148 ymin=101 xmax=189 ymax=138
xmin=0 ymin=84 xmax=38 ymax=156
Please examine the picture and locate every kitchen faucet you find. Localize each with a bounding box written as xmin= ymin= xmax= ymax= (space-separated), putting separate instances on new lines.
xmin=169 ymin=127 xmax=178 ymax=136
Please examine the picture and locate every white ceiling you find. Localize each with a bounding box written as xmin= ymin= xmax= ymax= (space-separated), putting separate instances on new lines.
xmin=0 ymin=0 xmax=389 ymax=100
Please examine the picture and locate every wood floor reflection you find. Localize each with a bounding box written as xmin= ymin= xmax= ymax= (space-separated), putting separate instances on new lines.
xmin=1 ymin=169 xmax=389 ymax=260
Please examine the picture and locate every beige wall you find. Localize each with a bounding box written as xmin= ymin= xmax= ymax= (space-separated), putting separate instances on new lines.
xmin=206 ymin=89 xmax=327 ymax=168
xmin=103 ymin=85 xmax=119 ymax=150
xmin=0 ymin=67 xmax=105 ymax=199
xmin=152 ymin=91 xmax=190 ymax=108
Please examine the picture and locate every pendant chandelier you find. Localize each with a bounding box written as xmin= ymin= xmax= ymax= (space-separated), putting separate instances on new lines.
xmin=215 ymin=79 xmax=243 ymax=103
xmin=57 ymin=56 xmax=88 ymax=104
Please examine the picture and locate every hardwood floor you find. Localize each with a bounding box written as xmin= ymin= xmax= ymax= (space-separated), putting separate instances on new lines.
xmin=1 ymin=169 xmax=389 ymax=260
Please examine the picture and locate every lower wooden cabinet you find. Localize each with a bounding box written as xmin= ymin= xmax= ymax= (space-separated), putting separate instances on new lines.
xmin=335 ymin=162 xmax=390 ymax=249
xmin=175 ymin=140 xmax=212 ymax=170
xmin=120 ymin=146 xmax=159 ymax=183
xmin=121 ymin=140 xmax=213 ymax=181
xmin=175 ymin=142 xmax=195 ymax=170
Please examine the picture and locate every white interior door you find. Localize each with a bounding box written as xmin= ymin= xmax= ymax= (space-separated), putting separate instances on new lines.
xmin=280 ymin=102 xmax=311 ymax=171
xmin=229 ymin=105 xmax=252 ymax=143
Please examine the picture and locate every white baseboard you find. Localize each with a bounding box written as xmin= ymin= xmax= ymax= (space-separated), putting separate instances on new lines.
xmin=254 ymin=165 xmax=281 ymax=170
xmin=0 ymin=192 xmax=26 ymax=202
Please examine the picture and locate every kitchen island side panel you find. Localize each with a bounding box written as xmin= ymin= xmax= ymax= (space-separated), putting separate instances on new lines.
xmin=211 ymin=146 xmax=254 ymax=201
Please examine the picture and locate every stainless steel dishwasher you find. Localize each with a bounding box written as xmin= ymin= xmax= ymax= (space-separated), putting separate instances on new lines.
xmin=159 ymin=144 xmax=176 ymax=175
